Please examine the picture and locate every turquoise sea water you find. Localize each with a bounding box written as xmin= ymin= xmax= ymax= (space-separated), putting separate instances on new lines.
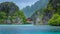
xmin=0 ymin=25 xmax=60 ymax=34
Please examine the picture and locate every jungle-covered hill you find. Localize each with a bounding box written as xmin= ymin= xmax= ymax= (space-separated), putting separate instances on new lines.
xmin=42 ymin=0 xmax=60 ymax=26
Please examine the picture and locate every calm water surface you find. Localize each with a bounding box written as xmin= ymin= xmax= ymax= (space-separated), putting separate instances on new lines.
xmin=0 ymin=25 xmax=60 ymax=34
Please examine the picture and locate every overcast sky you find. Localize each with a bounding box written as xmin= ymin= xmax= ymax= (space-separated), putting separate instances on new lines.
xmin=0 ymin=0 xmax=39 ymax=9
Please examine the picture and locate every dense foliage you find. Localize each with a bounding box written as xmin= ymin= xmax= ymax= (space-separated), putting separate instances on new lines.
xmin=0 ymin=2 xmax=19 ymax=16
xmin=0 ymin=12 xmax=6 ymax=24
xmin=48 ymin=14 xmax=60 ymax=26
xmin=14 ymin=11 xmax=27 ymax=24
xmin=40 ymin=0 xmax=60 ymax=26
xmin=0 ymin=2 xmax=26 ymax=24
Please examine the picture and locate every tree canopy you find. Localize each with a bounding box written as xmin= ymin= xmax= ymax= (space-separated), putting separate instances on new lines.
xmin=0 ymin=2 xmax=19 ymax=16
xmin=0 ymin=2 xmax=26 ymax=24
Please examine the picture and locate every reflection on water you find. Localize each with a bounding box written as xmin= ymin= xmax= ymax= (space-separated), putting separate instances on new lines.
xmin=0 ymin=25 xmax=60 ymax=34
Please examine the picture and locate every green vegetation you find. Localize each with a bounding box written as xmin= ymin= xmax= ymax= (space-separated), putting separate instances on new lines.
xmin=47 ymin=4 xmax=53 ymax=10
xmin=14 ymin=10 xmax=27 ymax=24
xmin=0 ymin=2 xmax=26 ymax=24
xmin=0 ymin=2 xmax=19 ymax=16
xmin=48 ymin=14 xmax=60 ymax=26
xmin=0 ymin=0 xmax=60 ymax=25
xmin=0 ymin=12 xmax=6 ymax=24
xmin=40 ymin=0 xmax=60 ymax=26
xmin=47 ymin=0 xmax=60 ymax=26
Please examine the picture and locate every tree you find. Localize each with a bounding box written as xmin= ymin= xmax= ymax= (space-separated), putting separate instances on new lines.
xmin=0 ymin=2 xmax=19 ymax=24
xmin=57 ymin=4 xmax=60 ymax=14
xmin=47 ymin=4 xmax=53 ymax=10
xmin=48 ymin=13 xmax=60 ymax=26
xmin=0 ymin=2 xmax=27 ymax=24
xmin=0 ymin=2 xmax=19 ymax=16
xmin=0 ymin=12 xmax=6 ymax=24
xmin=14 ymin=10 xmax=27 ymax=24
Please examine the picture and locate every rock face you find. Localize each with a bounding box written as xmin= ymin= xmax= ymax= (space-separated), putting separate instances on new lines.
xmin=23 ymin=0 xmax=49 ymax=25
xmin=30 ymin=0 xmax=60 ymax=25
xmin=22 ymin=0 xmax=49 ymax=18
xmin=42 ymin=0 xmax=60 ymax=24
xmin=30 ymin=11 xmax=41 ymax=25
xmin=0 ymin=2 xmax=22 ymax=24
xmin=0 ymin=2 xmax=19 ymax=16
